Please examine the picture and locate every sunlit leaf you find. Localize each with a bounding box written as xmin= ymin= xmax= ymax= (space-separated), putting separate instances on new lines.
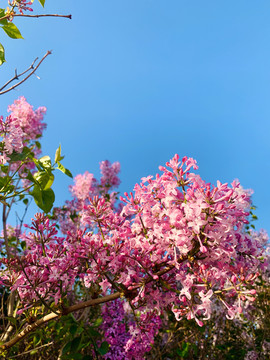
xmin=56 ymin=161 xmax=73 ymax=178
xmin=38 ymin=0 xmax=46 ymax=7
xmin=31 ymin=186 xmax=55 ymax=213
xmin=2 ymin=23 xmax=23 ymax=39
xmin=0 ymin=42 xmax=5 ymax=65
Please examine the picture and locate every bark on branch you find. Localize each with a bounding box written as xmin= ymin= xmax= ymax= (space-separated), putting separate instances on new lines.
xmin=1 ymin=292 xmax=121 ymax=351
xmin=0 ymin=14 xmax=72 ymax=22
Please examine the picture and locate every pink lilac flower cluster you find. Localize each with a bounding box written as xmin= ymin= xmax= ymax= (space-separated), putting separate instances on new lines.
xmin=8 ymin=0 xmax=33 ymax=15
xmin=0 ymin=97 xmax=46 ymax=165
xmin=8 ymin=96 xmax=46 ymax=146
xmin=101 ymin=299 xmax=161 ymax=359
xmin=100 ymin=160 xmax=121 ymax=189
xmin=0 ymin=115 xmax=24 ymax=164
xmin=55 ymin=160 xmax=121 ymax=235
xmin=0 ymin=225 xmax=21 ymax=256
xmin=1 ymin=155 xmax=269 ymax=353
xmin=2 ymin=214 xmax=78 ymax=307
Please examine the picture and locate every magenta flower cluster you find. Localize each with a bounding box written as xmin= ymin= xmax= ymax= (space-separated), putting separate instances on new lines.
xmin=3 ymin=154 xmax=268 ymax=324
xmin=101 ymin=299 xmax=162 ymax=359
xmin=8 ymin=1 xmax=33 ymax=15
xmin=0 ymin=98 xmax=269 ymax=357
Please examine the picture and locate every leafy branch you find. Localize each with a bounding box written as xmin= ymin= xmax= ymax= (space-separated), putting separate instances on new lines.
xmin=0 ymin=1 xmax=71 ymax=66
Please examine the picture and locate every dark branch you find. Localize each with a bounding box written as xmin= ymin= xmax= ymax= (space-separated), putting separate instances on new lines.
xmin=12 ymin=13 xmax=72 ymax=20
xmin=0 ymin=57 xmax=38 ymax=92
xmin=0 ymin=51 xmax=51 ymax=95
xmin=0 ymin=14 xmax=72 ymax=21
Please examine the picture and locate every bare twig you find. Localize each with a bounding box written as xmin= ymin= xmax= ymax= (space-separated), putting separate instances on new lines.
xmin=0 ymin=50 xmax=52 ymax=95
xmin=0 ymin=14 xmax=72 ymax=22
xmin=0 ymin=57 xmax=38 ymax=92
xmin=9 ymin=341 xmax=54 ymax=358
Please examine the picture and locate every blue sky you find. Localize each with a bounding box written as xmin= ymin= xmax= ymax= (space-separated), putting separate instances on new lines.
xmin=1 ymin=0 xmax=270 ymax=235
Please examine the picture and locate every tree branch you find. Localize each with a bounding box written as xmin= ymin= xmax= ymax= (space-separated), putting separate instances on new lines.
xmin=0 ymin=14 xmax=72 ymax=22
xmin=0 ymin=57 xmax=38 ymax=92
xmin=0 ymin=51 xmax=51 ymax=95
xmin=0 ymin=292 xmax=121 ymax=351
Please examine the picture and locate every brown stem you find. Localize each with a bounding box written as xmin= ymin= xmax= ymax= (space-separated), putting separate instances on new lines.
xmin=0 ymin=14 xmax=72 ymax=22
xmin=0 ymin=57 xmax=38 ymax=92
xmin=0 ymin=51 xmax=51 ymax=95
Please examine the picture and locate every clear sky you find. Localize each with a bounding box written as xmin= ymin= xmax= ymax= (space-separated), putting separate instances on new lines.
xmin=1 ymin=0 xmax=270 ymax=235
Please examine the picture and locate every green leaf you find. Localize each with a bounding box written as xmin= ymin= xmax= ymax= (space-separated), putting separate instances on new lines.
xmin=38 ymin=0 xmax=46 ymax=7
xmin=31 ymin=186 xmax=55 ymax=213
xmin=54 ymin=144 xmax=62 ymax=163
xmin=69 ymin=324 xmax=78 ymax=336
xmin=0 ymin=176 xmax=9 ymax=190
xmin=57 ymin=162 xmax=73 ymax=178
xmin=88 ymin=328 xmax=102 ymax=338
xmin=32 ymin=335 xmax=41 ymax=347
xmin=2 ymin=23 xmax=23 ymax=39
xmin=62 ymin=341 xmax=71 ymax=355
xmin=9 ymin=147 xmax=32 ymax=162
xmin=0 ymin=165 xmax=9 ymax=174
xmin=39 ymin=155 xmax=51 ymax=169
xmin=176 ymin=342 xmax=190 ymax=357
xmin=34 ymin=171 xmax=54 ymax=190
xmin=0 ymin=9 xmax=8 ymax=26
xmin=98 ymin=341 xmax=109 ymax=355
xmin=26 ymin=170 xmax=38 ymax=185
xmin=66 ymin=355 xmax=83 ymax=360
xmin=92 ymin=318 xmax=103 ymax=327
xmin=0 ymin=43 xmax=5 ymax=65
xmin=70 ymin=336 xmax=81 ymax=353
xmin=35 ymin=141 xmax=41 ymax=150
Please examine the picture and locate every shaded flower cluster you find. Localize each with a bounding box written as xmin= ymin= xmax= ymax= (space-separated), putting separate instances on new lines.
xmin=101 ymin=299 xmax=161 ymax=359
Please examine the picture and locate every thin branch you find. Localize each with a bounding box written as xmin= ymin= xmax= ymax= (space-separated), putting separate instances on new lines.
xmin=0 ymin=14 xmax=72 ymax=22
xmin=0 ymin=57 xmax=38 ymax=92
xmin=0 ymin=51 xmax=52 ymax=95
xmin=14 ymin=13 xmax=72 ymax=19
xmin=9 ymin=341 xmax=54 ymax=358
xmin=2 ymin=204 xmax=11 ymax=259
